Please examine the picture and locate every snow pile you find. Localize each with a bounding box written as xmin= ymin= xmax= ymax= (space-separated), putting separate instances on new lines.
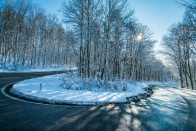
xmin=11 ymin=73 xmax=148 ymax=105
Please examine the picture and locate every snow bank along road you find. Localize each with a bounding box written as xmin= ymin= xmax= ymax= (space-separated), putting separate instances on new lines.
xmin=0 ymin=72 xmax=195 ymax=131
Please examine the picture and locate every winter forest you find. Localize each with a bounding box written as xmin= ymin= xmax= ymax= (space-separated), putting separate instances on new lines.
xmin=162 ymin=0 xmax=196 ymax=90
xmin=0 ymin=0 xmax=195 ymax=89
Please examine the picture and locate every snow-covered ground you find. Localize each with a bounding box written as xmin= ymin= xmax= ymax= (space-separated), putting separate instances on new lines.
xmin=11 ymin=73 xmax=152 ymax=105
xmin=0 ymin=64 xmax=77 ymax=72
xmin=145 ymin=81 xmax=180 ymax=88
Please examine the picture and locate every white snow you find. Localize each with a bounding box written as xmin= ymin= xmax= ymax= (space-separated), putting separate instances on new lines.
xmin=11 ymin=73 xmax=150 ymax=105
xmin=145 ymin=81 xmax=180 ymax=88
xmin=0 ymin=64 xmax=77 ymax=72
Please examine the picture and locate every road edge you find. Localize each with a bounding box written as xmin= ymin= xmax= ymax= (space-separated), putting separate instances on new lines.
xmin=165 ymin=88 xmax=190 ymax=131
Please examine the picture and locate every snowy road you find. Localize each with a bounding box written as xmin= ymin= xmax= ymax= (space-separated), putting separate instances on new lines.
xmin=0 ymin=72 xmax=195 ymax=131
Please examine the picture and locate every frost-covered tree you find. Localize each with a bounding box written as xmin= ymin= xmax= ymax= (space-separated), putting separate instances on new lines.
xmin=62 ymin=0 xmax=171 ymax=82
xmin=162 ymin=1 xmax=196 ymax=89
xmin=0 ymin=0 xmax=75 ymax=70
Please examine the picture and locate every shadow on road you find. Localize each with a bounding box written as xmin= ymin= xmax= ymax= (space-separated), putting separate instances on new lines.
xmin=0 ymin=87 xmax=188 ymax=131
xmin=0 ymin=72 xmax=189 ymax=131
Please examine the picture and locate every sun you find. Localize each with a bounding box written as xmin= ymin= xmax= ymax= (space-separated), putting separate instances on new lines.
xmin=136 ymin=34 xmax=142 ymax=41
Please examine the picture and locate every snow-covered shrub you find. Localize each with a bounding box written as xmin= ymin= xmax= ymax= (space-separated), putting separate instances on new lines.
xmin=60 ymin=72 xmax=84 ymax=90
xmin=60 ymin=72 xmax=148 ymax=92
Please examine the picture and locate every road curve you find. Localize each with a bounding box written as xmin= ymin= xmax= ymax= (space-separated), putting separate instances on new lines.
xmin=0 ymin=72 xmax=194 ymax=131
xmin=165 ymin=87 xmax=196 ymax=131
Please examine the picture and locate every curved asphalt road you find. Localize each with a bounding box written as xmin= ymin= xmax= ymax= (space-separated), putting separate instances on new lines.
xmin=0 ymin=71 xmax=195 ymax=131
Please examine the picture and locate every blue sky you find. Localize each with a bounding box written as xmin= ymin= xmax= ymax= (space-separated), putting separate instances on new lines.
xmin=33 ymin=0 xmax=185 ymax=53
xmin=128 ymin=0 xmax=185 ymax=52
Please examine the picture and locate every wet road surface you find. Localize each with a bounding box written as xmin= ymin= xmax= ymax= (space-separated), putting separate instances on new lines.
xmin=0 ymin=72 xmax=195 ymax=131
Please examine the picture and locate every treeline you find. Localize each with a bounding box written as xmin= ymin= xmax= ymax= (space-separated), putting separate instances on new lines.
xmin=0 ymin=0 xmax=172 ymax=82
xmin=0 ymin=0 xmax=75 ymax=69
xmin=62 ymin=0 xmax=172 ymax=82
xmin=162 ymin=0 xmax=196 ymax=89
